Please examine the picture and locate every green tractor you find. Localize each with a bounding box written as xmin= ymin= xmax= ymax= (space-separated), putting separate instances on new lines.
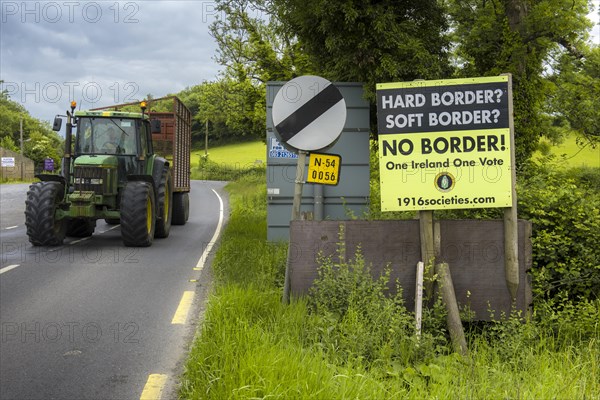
xmin=25 ymin=99 xmax=189 ymax=247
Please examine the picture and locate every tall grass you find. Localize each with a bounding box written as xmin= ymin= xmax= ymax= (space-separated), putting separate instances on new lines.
xmin=180 ymin=169 xmax=600 ymax=399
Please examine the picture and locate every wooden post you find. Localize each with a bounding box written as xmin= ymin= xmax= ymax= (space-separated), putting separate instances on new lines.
xmin=502 ymin=73 xmax=519 ymax=300
xmin=419 ymin=210 xmax=435 ymax=296
xmin=282 ymin=150 xmax=307 ymax=304
xmin=435 ymin=262 xmax=468 ymax=356
xmin=504 ymin=208 xmax=519 ymax=300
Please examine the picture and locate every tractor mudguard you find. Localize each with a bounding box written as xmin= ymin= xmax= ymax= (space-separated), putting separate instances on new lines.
xmin=36 ymin=174 xmax=66 ymax=186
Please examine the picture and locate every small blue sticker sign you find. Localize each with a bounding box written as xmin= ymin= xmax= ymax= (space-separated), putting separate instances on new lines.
xmin=268 ymin=137 xmax=298 ymax=159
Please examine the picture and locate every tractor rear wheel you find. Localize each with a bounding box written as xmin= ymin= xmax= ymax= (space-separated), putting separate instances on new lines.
xmin=24 ymin=181 xmax=66 ymax=246
xmin=154 ymin=167 xmax=173 ymax=238
xmin=120 ymin=181 xmax=156 ymax=247
xmin=172 ymin=192 xmax=189 ymax=225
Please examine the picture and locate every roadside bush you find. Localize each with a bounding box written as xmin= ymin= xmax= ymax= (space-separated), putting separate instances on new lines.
xmin=518 ymin=162 xmax=600 ymax=300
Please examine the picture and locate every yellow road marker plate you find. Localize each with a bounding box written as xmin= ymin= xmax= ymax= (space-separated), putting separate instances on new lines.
xmin=307 ymin=153 xmax=341 ymax=185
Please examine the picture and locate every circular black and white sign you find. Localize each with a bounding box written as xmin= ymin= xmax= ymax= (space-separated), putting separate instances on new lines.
xmin=272 ymin=75 xmax=346 ymax=152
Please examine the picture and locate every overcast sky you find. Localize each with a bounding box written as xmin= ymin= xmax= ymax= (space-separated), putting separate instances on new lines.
xmin=1 ymin=1 xmax=599 ymax=128
xmin=1 ymin=0 xmax=223 ymax=125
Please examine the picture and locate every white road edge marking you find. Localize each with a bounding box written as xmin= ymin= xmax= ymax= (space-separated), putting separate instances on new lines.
xmin=69 ymin=237 xmax=91 ymax=245
xmin=0 ymin=264 xmax=20 ymax=275
xmin=48 ymin=224 xmax=120 ymax=252
xmin=4 ymin=225 xmax=18 ymax=230
xmin=97 ymin=224 xmax=120 ymax=234
xmin=194 ymin=188 xmax=225 ymax=273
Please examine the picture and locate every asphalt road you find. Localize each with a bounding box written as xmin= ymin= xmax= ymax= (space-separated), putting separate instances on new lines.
xmin=0 ymin=180 xmax=228 ymax=400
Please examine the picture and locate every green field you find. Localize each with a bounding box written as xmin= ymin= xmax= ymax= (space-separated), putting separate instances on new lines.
xmin=191 ymin=141 xmax=266 ymax=169
xmin=537 ymin=134 xmax=599 ymax=168
xmin=191 ymin=135 xmax=598 ymax=172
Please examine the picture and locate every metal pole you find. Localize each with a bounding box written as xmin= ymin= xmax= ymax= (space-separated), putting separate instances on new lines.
xmin=204 ymin=119 xmax=209 ymax=158
xmin=290 ymin=151 xmax=307 ymax=221
xmin=415 ymin=261 xmax=424 ymax=338
xmin=313 ymin=183 xmax=324 ymax=221
xmin=283 ymin=150 xmax=307 ymax=303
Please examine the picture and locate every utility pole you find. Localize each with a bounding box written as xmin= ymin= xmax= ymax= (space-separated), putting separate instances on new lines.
xmin=20 ymin=117 xmax=24 ymax=180
xmin=204 ymin=119 xmax=209 ymax=158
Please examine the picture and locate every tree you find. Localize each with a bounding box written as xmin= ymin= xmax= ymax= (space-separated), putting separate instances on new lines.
xmin=179 ymin=79 xmax=265 ymax=142
xmin=447 ymin=0 xmax=592 ymax=166
xmin=273 ymin=0 xmax=452 ymax=99
xmin=549 ymin=45 xmax=600 ymax=147
xmin=24 ymin=130 xmax=63 ymax=166
xmin=187 ymin=0 xmax=317 ymax=143
xmin=0 ymin=80 xmax=64 ymax=165
xmin=210 ymin=0 xmax=313 ymax=83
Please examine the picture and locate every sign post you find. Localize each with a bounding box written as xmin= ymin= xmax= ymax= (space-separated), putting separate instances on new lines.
xmin=272 ymin=75 xmax=347 ymax=303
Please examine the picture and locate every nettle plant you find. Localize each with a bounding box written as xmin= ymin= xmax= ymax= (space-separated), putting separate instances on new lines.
xmin=307 ymin=243 xmax=450 ymax=366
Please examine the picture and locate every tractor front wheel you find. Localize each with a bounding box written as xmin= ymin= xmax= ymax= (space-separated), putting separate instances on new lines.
xmin=24 ymin=181 xmax=66 ymax=246
xmin=120 ymin=181 xmax=156 ymax=247
xmin=154 ymin=167 xmax=173 ymax=238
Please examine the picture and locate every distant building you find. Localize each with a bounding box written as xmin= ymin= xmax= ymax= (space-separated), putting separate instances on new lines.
xmin=0 ymin=147 xmax=35 ymax=181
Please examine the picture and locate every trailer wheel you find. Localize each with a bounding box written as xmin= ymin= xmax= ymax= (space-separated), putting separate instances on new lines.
xmin=154 ymin=167 xmax=173 ymax=238
xmin=66 ymin=219 xmax=96 ymax=237
xmin=120 ymin=181 xmax=156 ymax=247
xmin=25 ymin=181 xmax=66 ymax=246
xmin=172 ymin=192 xmax=189 ymax=225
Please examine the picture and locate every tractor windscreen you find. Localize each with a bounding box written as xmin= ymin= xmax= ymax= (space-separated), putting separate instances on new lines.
xmin=76 ymin=117 xmax=137 ymax=155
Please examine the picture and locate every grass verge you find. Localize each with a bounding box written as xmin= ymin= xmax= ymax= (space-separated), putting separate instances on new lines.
xmin=180 ymin=169 xmax=599 ymax=399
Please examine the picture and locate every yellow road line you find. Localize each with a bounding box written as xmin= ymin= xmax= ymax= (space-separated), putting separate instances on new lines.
xmin=171 ymin=291 xmax=194 ymax=324
xmin=140 ymin=373 xmax=167 ymax=400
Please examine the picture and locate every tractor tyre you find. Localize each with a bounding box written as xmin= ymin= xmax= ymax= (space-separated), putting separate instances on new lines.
xmin=154 ymin=167 xmax=173 ymax=238
xmin=120 ymin=181 xmax=156 ymax=247
xmin=172 ymin=192 xmax=189 ymax=225
xmin=24 ymin=181 xmax=66 ymax=246
xmin=66 ymin=219 xmax=96 ymax=237
xmin=105 ymin=218 xmax=120 ymax=225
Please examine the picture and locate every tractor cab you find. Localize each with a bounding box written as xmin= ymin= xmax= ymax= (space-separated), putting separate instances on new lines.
xmin=72 ymin=111 xmax=155 ymax=187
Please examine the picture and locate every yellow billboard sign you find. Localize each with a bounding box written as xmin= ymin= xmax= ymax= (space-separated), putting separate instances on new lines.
xmin=376 ymin=76 xmax=514 ymax=211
